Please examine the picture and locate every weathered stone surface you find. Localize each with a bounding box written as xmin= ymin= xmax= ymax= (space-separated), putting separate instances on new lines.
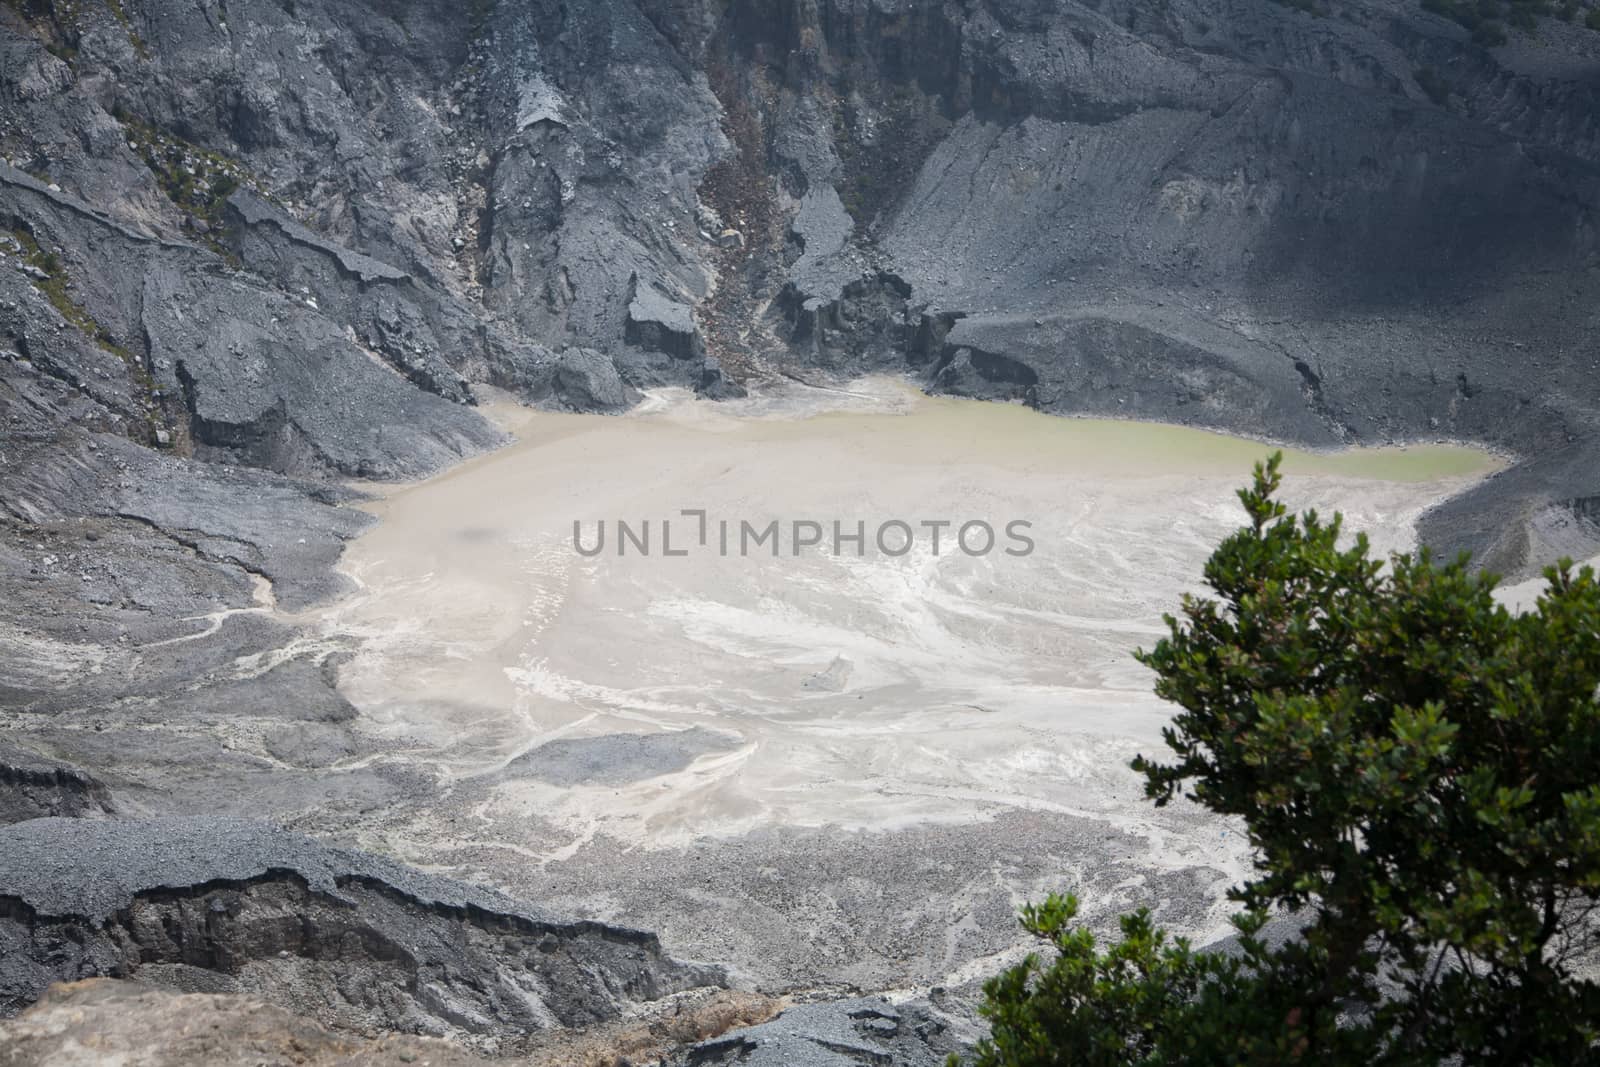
xmin=0 ymin=744 xmax=115 ymax=826
xmin=0 ymin=817 xmax=724 ymax=1049
xmin=626 ymin=275 xmax=707 ymax=362
xmin=552 ymin=346 xmax=638 ymax=412
xmin=0 ymin=979 xmax=783 ymax=1067
xmin=667 ymin=996 xmax=960 ymax=1067
xmin=0 ymin=979 xmax=498 ymax=1067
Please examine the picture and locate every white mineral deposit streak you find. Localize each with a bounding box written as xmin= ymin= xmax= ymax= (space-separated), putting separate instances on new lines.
xmin=314 ymin=377 xmax=1500 ymax=851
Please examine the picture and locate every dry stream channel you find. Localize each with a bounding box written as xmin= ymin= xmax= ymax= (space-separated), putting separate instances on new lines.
xmin=288 ymin=377 xmax=1502 ymax=991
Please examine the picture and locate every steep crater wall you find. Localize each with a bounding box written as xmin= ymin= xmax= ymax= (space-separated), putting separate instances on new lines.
xmin=680 ymin=0 xmax=1600 ymax=572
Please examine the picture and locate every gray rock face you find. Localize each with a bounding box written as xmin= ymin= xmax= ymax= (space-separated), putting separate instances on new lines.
xmin=0 ymin=817 xmax=724 ymax=1050
xmin=931 ymin=311 xmax=1327 ymax=444
xmin=552 ymin=345 xmax=639 ymax=412
xmin=220 ymin=190 xmax=572 ymax=406
xmin=1419 ymin=437 xmax=1600 ymax=574
xmin=787 ymin=187 xmax=863 ymax=314
xmin=1 ymin=163 xmax=504 ymax=481
xmin=470 ymin=2 xmax=726 ymax=383
xmin=669 ymin=996 xmax=959 ymax=1067
xmin=0 ymin=744 xmax=115 ymax=825
xmin=142 ymin=263 xmax=500 ymax=480
xmin=714 ymin=0 xmax=1600 ymax=569
xmin=627 ymin=277 xmax=705 ymax=362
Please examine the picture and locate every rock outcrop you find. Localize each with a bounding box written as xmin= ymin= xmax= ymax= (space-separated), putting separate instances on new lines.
xmin=666 ymin=996 xmax=961 ymax=1067
xmin=0 ymin=979 xmax=950 ymax=1067
xmin=0 ymin=817 xmax=724 ymax=1051
xmin=0 ymin=744 xmax=115 ymax=825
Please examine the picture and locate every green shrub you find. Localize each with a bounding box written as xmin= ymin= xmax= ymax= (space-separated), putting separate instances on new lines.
xmin=962 ymin=455 xmax=1600 ymax=1065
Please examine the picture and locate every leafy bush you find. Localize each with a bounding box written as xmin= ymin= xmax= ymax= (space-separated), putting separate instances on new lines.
xmin=962 ymin=455 xmax=1600 ymax=1065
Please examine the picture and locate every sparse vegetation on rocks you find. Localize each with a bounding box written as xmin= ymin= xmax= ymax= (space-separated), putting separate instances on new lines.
xmin=10 ymin=227 xmax=127 ymax=362
xmin=113 ymin=109 xmax=255 ymax=238
xmin=104 ymin=0 xmax=147 ymax=56
xmin=4 ymin=225 xmax=164 ymax=438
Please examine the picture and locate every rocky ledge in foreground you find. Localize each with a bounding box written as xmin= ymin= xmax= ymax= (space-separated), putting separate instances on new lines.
xmin=0 ymin=816 xmax=964 ymax=1064
xmin=0 ymin=979 xmax=502 ymax=1067
xmin=0 ymin=816 xmax=725 ymax=1054
xmin=0 ymin=978 xmax=956 ymax=1067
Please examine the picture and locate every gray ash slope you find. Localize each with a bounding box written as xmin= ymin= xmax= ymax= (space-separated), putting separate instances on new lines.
xmin=0 ymin=0 xmax=1598 ymax=1061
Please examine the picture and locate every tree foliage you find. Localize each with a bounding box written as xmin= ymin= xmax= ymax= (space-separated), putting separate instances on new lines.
xmin=964 ymin=454 xmax=1600 ymax=1065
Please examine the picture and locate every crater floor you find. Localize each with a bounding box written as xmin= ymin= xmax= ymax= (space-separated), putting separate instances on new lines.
xmin=283 ymin=377 xmax=1498 ymax=991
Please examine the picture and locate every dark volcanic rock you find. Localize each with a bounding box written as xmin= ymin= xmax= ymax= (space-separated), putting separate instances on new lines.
xmin=220 ymin=190 xmax=574 ymax=406
xmin=0 ymin=744 xmax=115 ymax=825
xmin=698 ymin=353 xmax=747 ymax=398
xmin=1419 ymin=437 xmax=1600 ymax=575
xmin=668 ymin=996 xmax=959 ymax=1067
xmin=930 ymin=311 xmax=1328 ymax=444
xmin=0 ymin=817 xmax=724 ymax=1050
xmin=143 ymin=263 xmax=501 ymax=480
xmin=626 ymin=275 xmax=706 ymax=363
xmin=552 ymin=345 xmax=639 ymax=412
xmin=715 ymin=0 xmax=1600 ymax=570
xmin=1 ymin=162 xmax=505 ymax=480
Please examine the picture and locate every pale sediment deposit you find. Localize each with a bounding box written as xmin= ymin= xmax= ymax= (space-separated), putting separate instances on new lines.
xmin=270 ymin=377 xmax=1499 ymax=991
